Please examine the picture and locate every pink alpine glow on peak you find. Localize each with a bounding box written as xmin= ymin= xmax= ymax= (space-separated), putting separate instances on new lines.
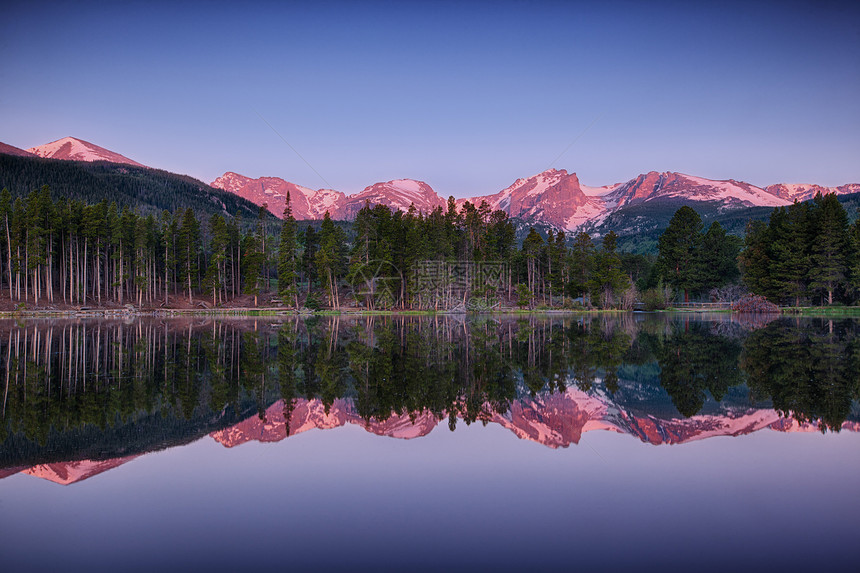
xmin=461 ymin=168 xmax=602 ymax=231
xmin=339 ymin=179 xmax=447 ymax=220
xmin=210 ymin=172 xmax=345 ymax=220
xmin=20 ymin=455 xmax=141 ymax=485
xmin=0 ymin=466 xmax=29 ymax=479
xmin=3 ymin=398 xmax=857 ymax=485
xmin=210 ymin=173 xmax=447 ymax=221
xmin=606 ymin=171 xmax=790 ymax=209
xmin=208 ymin=391 xmax=860 ymax=452
xmin=764 ymin=182 xmax=860 ymax=203
xmin=27 ymin=136 xmax=146 ymax=167
xmin=213 ymin=167 xmax=859 ymax=232
xmin=209 ymin=398 xmax=440 ymax=447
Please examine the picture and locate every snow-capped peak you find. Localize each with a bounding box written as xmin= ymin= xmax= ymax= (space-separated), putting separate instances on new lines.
xmin=27 ymin=136 xmax=146 ymax=167
xmin=606 ymin=171 xmax=791 ymax=209
xmin=344 ymin=179 xmax=446 ymax=217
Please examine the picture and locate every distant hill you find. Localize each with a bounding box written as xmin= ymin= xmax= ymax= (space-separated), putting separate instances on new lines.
xmin=0 ymin=142 xmax=36 ymax=157
xmin=589 ymin=192 xmax=860 ymax=254
xmin=0 ymin=153 xmax=270 ymax=222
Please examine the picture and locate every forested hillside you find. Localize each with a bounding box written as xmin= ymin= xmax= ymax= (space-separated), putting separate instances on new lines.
xmin=0 ymin=154 xmax=268 ymax=222
xmin=597 ymin=192 xmax=860 ymax=255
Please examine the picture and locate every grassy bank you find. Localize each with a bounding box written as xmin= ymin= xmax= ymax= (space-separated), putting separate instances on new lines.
xmin=6 ymin=304 xmax=860 ymax=319
xmin=782 ymin=306 xmax=860 ymax=316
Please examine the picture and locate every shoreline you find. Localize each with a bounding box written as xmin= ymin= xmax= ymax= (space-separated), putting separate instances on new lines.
xmin=0 ymin=306 xmax=854 ymax=319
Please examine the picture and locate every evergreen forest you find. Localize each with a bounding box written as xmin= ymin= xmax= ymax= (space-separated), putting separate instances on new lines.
xmin=1 ymin=166 xmax=858 ymax=310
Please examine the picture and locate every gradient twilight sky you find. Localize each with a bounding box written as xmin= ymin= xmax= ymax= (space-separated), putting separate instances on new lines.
xmin=2 ymin=0 xmax=859 ymax=197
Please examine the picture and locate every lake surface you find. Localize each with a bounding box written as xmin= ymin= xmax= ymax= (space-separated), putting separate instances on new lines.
xmin=1 ymin=313 xmax=858 ymax=572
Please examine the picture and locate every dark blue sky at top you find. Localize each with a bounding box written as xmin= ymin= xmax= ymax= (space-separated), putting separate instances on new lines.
xmin=1 ymin=0 xmax=858 ymax=196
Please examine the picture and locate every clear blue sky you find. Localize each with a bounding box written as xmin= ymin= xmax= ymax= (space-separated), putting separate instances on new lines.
xmin=2 ymin=0 xmax=858 ymax=196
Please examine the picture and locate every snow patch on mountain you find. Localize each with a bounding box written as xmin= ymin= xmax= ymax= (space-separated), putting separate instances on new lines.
xmin=525 ymin=170 xmax=565 ymax=197
xmin=580 ymin=183 xmax=621 ymax=197
xmin=390 ymin=179 xmax=422 ymax=194
xmin=564 ymin=198 xmax=610 ymax=231
xmin=309 ymin=189 xmax=345 ymax=213
xmin=680 ymin=174 xmax=788 ymax=207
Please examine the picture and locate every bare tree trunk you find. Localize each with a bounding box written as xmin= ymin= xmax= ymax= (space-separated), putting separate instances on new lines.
xmin=83 ymin=239 xmax=87 ymax=304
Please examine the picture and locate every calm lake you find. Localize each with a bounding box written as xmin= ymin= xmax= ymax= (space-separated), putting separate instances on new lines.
xmin=1 ymin=313 xmax=858 ymax=572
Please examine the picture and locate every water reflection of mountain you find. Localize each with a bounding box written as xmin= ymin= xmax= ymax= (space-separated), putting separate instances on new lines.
xmin=212 ymin=391 xmax=859 ymax=452
xmin=2 ymin=315 xmax=858 ymax=484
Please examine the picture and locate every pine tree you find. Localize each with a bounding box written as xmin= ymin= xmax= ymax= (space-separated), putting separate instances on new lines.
xmin=177 ymin=208 xmax=200 ymax=305
xmin=120 ymin=206 xmax=137 ymax=303
xmin=133 ymin=215 xmax=148 ymax=306
xmin=569 ymin=232 xmax=594 ymax=302
xmin=316 ymin=212 xmax=346 ymax=309
xmin=522 ymin=228 xmax=544 ymax=307
xmin=257 ymin=204 xmax=270 ymax=292
xmin=738 ymin=219 xmax=774 ymax=299
xmin=25 ymin=188 xmax=48 ymax=303
xmin=849 ymin=216 xmax=860 ymax=297
xmin=160 ymin=211 xmax=176 ymax=306
xmin=205 ymin=214 xmax=229 ymax=306
xmin=277 ymin=192 xmax=299 ymax=308
xmin=302 ymin=225 xmax=319 ymax=292
xmin=106 ymin=202 xmax=121 ymax=303
xmin=588 ymin=231 xmax=629 ymax=308
xmin=242 ymin=231 xmax=264 ymax=307
xmin=546 ymin=230 xmax=566 ymax=303
xmin=769 ymin=203 xmax=811 ymax=306
xmin=699 ymin=221 xmax=741 ymax=293
xmin=656 ymin=206 xmax=705 ymax=302
xmin=1 ymin=188 xmax=12 ymax=301
xmin=809 ymin=193 xmax=849 ymax=305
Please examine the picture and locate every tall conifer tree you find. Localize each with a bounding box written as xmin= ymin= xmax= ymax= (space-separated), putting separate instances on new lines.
xmin=278 ymin=192 xmax=299 ymax=308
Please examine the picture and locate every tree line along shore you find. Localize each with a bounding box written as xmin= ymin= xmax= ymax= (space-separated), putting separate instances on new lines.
xmin=0 ymin=185 xmax=858 ymax=313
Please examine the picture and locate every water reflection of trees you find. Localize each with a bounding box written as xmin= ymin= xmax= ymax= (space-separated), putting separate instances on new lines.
xmin=651 ymin=319 xmax=745 ymax=417
xmin=2 ymin=314 xmax=859 ymax=466
xmin=741 ymin=318 xmax=860 ymax=432
xmin=0 ymin=320 xmax=281 ymax=466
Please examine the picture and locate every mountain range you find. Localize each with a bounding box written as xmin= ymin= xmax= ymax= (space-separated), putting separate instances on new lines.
xmin=4 ymin=136 xmax=860 ymax=234
xmin=213 ymin=168 xmax=860 ymax=233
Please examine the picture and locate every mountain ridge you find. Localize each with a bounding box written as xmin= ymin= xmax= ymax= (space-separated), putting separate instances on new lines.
xmin=0 ymin=142 xmax=36 ymax=157
xmin=211 ymin=167 xmax=859 ymax=234
xmin=6 ymin=136 xmax=859 ymax=234
xmin=0 ymin=153 xmax=269 ymax=223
